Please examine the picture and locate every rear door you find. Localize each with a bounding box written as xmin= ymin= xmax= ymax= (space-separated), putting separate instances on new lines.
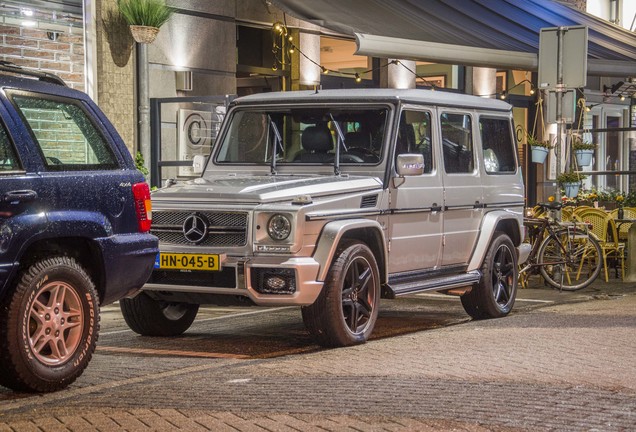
xmin=6 ymin=90 xmax=141 ymax=236
xmin=0 ymin=111 xmax=47 ymax=294
xmin=439 ymin=110 xmax=483 ymax=266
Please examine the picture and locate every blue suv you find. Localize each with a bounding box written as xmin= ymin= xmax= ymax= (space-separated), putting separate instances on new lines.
xmin=0 ymin=62 xmax=158 ymax=392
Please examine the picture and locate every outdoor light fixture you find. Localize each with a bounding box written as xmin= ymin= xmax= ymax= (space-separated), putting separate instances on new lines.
xmin=175 ymin=71 xmax=192 ymax=91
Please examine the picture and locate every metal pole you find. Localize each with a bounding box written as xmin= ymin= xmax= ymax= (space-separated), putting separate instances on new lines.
xmin=555 ymin=27 xmax=565 ymax=203
xmin=137 ymin=43 xmax=151 ymax=179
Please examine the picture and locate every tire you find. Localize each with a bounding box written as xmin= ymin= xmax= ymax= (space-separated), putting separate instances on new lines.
xmin=461 ymin=232 xmax=517 ymax=320
xmin=120 ymin=293 xmax=199 ymax=336
xmin=302 ymin=240 xmax=380 ymax=347
xmin=0 ymin=256 xmax=99 ymax=392
xmin=538 ymin=228 xmax=602 ymax=291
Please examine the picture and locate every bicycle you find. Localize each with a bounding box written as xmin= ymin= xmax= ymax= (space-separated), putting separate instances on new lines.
xmin=519 ymin=202 xmax=602 ymax=291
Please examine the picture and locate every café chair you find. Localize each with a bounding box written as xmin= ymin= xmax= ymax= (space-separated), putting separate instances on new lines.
xmin=575 ymin=208 xmax=625 ymax=281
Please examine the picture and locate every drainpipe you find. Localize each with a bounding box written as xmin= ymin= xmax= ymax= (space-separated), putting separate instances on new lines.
xmin=137 ymin=43 xmax=151 ymax=177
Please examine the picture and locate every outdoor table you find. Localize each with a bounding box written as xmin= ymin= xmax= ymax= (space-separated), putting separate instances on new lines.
xmin=614 ymin=219 xmax=636 ymax=282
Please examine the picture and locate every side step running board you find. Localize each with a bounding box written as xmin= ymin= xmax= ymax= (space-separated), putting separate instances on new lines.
xmin=384 ymin=270 xmax=481 ymax=299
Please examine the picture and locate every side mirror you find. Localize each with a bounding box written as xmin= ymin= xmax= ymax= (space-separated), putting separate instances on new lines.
xmin=192 ymin=154 xmax=207 ymax=174
xmin=396 ymin=153 xmax=425 ymax=176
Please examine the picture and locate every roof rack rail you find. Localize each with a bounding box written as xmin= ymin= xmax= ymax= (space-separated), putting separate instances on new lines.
xmin=0 ymin=61 xmax=67 ymax=87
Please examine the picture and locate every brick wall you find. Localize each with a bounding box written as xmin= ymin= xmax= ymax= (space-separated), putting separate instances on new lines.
xmin=22 ymin=106 xmax=86 ymax=163
xmin=95 ymin=0 xmax=136 ymax=155
xmin=0 ymin=24 xmax=85 ymax=91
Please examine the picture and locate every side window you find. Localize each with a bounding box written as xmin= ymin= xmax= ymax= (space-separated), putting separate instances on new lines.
xmin=12 ymin=95 xmax=118 ymax=170
xmin=396 ymin=110 xmax=433 ymax=173
xmin=441 ymin=112 xmax=473 ymax=174
xmin=0 ymin=124 xmax=20 ymax=172
xmin=480 ymin=117 xmax=516 ymax=174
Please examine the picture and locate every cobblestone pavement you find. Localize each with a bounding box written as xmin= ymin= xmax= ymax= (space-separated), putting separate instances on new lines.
xmin=0 ymin=280 xmax=635 ymax=431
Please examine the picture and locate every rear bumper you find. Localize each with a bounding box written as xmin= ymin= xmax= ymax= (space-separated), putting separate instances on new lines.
xmin=98 ymin=233 xmax=159 ymax=305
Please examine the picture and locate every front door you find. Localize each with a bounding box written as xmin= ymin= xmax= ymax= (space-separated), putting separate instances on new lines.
xmin=388 ymin=108 xmax=443 ymax=272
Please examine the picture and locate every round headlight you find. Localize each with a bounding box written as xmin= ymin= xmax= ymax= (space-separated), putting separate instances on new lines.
xmin=267 ymin=214 xmax=291 ymax=240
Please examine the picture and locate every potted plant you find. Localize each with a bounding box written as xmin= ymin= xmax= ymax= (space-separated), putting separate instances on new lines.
xmin=557 ymin=171 xmax=586 ymax=198
xmin=571 ymin=136 xmax=596 ymax=167
xmin=528 ymin=134 xmax=552 ymax=164
xmin=117 ymin=0 xmax=174 ymax=44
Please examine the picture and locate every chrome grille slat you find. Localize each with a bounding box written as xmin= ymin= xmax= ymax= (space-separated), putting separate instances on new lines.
xmin=152 ymin=211 xmax=248 ymax=246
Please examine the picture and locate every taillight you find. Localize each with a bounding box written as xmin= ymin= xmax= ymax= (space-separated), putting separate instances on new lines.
xmin=132 ymin=182 xmax=152 ymax=232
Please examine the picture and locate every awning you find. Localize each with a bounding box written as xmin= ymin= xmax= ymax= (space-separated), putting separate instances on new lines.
xmin=272 ymin=0 xmax=636 ymax=76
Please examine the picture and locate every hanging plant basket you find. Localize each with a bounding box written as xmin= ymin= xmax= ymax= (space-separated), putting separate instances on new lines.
xmin=531 ymin=146 xmax=549 ymax=164
xmin=129 ymin=25 xmax=160 ymax=44
xmin=575 ymin=149 xmax=594 ymax=167
xmin=562 ymin=182 xmax=581 ymax=198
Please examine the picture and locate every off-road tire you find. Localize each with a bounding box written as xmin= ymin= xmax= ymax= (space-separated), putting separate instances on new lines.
xmin=461 ymin=232 xmax=517 ymax=319
xmin=120 ymin=293 xmax=199 ymax=336
xmin=0 ymin=256 xmax=99 ymax=392
xmin=302 ymin=240 xmax=380 ymax=347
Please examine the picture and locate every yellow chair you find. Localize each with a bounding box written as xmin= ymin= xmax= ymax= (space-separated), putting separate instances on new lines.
xmin=575 ymin=208 xmax=625 ymax=281
xmin=609 ymin=207 xmax=636 ymax=241
xmin=561 ymin=205 xmax=574 ymax=222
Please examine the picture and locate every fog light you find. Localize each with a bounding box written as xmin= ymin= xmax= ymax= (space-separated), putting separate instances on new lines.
xmin=265 ymin=275 xmax=287 ymax=290
xmin=251 ymin=268 xmax=296 ymax=295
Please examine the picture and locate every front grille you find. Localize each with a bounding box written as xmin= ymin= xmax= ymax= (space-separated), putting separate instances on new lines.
xmin=152 ymin=211 xmax=248 ymax=246
xmin=149 ymin=268 xmax=237 ymax=288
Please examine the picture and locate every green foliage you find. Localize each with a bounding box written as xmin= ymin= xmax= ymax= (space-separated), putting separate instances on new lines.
xmin=527 ymin=134 xmax=552 ymax=149
xmin=135 ymin=151 xmax=149 ymax=177
xmin=571 ymin=136 xmax=597 ymax=151
xmin=117 ymin=0 xmax=174 ymax=28
xmin=556 ymin=171 xmax=586 ymax=185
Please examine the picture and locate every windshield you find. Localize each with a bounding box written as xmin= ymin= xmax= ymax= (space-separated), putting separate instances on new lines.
xmin=215 ymin=107 xmax=388 ymax=166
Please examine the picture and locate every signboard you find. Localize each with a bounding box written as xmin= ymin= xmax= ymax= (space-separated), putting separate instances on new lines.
xmin=546 ymin=90 xmax=577 ymax=123
xmin=538 ymin=26 xmax=588 ymax=89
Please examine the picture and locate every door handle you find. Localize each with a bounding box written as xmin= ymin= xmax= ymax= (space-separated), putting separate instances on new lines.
xmin=3 ymin=190 xmax=38 ymax=203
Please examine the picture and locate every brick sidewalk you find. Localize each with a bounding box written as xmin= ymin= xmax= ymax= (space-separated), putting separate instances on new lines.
xmin=1 ymin=286 xmax=635 ymax=431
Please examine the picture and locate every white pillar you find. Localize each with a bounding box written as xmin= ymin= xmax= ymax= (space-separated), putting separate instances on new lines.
xmin=299 ymin=33 xmax=321 ymax=87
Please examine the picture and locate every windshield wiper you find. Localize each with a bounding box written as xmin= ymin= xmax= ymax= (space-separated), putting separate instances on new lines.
xmin=268 ymin=115 xmax=283 ymax=175
xmin=329 ymin=114 xmax=347 ymax=176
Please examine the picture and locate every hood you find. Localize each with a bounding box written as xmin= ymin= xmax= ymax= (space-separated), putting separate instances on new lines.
xmin=152 ymin=175 xmax=383 ymax=204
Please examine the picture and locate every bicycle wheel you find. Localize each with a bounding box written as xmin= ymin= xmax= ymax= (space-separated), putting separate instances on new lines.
xmin=537 ymin=227 xmax=602 ymax=291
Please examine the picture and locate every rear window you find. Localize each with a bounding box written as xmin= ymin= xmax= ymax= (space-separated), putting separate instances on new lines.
xmin=11 ymin=94 xmax=118 ymax=170
xmin=479 ymin=117 xmax=516 ymax=174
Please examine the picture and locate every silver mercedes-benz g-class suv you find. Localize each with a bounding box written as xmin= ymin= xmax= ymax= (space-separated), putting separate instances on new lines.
xmin=120 ymin=89 xmax=528 ymax=347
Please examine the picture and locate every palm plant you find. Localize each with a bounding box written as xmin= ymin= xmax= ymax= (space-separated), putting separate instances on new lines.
xmin=117 ymin=0 xmax=174 ymax=29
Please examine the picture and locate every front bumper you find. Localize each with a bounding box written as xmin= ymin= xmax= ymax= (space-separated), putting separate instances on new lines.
xmin=143 ymin=254 xmax=324 ymax=306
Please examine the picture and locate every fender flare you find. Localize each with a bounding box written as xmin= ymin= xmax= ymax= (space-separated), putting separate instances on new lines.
xmin=467 ymin=210 xmax=522 ymax=272
xmin=313 ymin=219 xmax=387 ymax=282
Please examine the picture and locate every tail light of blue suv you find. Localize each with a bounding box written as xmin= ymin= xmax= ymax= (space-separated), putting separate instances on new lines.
xmin=132 ymin=182 xmax=152 ymax=232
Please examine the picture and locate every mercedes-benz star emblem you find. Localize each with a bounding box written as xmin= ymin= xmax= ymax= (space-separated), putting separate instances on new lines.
xmin=182 ymin=213 xmax=208 ymax=244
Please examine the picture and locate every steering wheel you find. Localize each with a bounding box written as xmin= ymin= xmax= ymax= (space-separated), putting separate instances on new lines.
xmin=339 ymin=153 xmax=365 ymax=163
xmin=345 ymin=147 xmax=379 ymax=162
